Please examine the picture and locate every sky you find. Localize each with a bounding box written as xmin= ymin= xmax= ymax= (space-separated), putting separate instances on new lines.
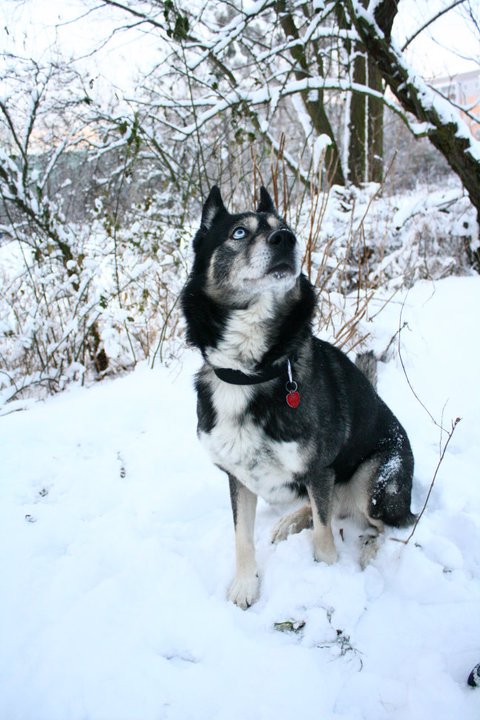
xmin=1 ymin=0 xmax=160 ymax=92
xmin=395 ymin=0 xmax=479 ymax=79
xmin=1 ymin=0 xmax=479 ymax=91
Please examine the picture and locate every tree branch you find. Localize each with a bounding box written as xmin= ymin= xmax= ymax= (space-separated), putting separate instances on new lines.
xmin=399 ymin=417 xmax=461 ymax=545
xmin=98 ymin=0 xmax=239 ymax=87
xmin=402 ymin=0 xmax=467 ymax=51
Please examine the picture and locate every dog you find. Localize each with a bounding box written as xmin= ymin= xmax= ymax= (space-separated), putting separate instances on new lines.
xmin=181 ymin=186 xmax=415 ymax=609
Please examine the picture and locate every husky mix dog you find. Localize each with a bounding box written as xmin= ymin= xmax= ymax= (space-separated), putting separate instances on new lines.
xmin=181 ymin=186 xmax=414 ymax=609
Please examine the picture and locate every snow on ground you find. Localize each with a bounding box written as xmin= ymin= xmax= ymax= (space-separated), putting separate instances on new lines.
xmin=1 ymin=276 xmax=480 ymax=720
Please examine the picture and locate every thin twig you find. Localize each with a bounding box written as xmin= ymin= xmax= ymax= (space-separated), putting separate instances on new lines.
xmin=395 ymin=417 xmax=461 ymax=545
xmin=397 ymin=289 xmax=448 ymax=434
xmin=401 ymin=0 xmax=467 ymax=51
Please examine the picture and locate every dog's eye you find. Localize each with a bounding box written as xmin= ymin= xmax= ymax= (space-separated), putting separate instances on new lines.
xmin=232 ymin=227 xmax=248 ymax=240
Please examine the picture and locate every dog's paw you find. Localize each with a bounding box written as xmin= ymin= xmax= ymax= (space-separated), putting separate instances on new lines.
xmin=314 ymin=545 xmax=338 ymax=565
xmin=313 ymin=531 xmax=338 ymax=565
xmin=228 ymin=573 xmax=260 ymax=609
xmin=271 ymin=505 xmax=313 ymax=544
xmin=271 ymin=516 xmax=298 ymax=544
xmin=359 ymin=531 xmax=383 ymax=569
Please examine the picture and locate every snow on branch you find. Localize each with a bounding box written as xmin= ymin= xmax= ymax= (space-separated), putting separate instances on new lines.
xmin=187 ymin=0 xmax=274 ymax=72
xmin=172 ymin=76 xmax=408 ymax=139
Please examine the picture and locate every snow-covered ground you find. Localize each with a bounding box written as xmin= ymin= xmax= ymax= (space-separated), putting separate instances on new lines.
xmin=1 ymin=276 xmax=480 ymax=720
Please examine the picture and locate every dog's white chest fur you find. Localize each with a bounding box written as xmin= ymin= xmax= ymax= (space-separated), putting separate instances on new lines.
xmin=206 ymin=294 xmax=273 ymax=371
xmin=200 ymin=294 xmax=306 ymax=503
xmin=200 ymin=378 xmax=305 ymax=504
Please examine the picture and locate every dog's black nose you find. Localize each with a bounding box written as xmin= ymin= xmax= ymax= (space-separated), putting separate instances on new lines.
xmin=267 ymin=229 xmax=296 ymax=248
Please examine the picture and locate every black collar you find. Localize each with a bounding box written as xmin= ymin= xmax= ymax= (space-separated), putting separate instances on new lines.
xmin=212 ymin=356 xmax=294 ymax=386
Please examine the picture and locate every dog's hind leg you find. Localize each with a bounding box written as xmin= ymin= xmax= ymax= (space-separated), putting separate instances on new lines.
xmin=227 ymin=474 xmax=260 ymax=609
xmin=271 ymin=504 xmax=313 ymax=544
xmin=307 ymin=471 xmax=338 ymax=565
xmin=369 ymin=436 xmax=415 ymax=529
xmin=338 ymin=457 xmax=386 ymax=533
xmin=338 ymin=454 xmax=412 ymax=568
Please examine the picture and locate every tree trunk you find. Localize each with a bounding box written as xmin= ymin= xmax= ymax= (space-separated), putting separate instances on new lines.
xmin=339 ymin=0 xmax=389 ymax=186
xmin=348 ymin=49 xmax=367 ymax=185
xmin=276 ymin=1 xmax=345 ymax=186
xmin=367 ymin=57 xmax=384 ymax=184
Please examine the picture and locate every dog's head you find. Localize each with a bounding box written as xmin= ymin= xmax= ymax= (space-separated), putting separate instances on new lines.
xmin=191 ymin=186 xmax=301 ymax=302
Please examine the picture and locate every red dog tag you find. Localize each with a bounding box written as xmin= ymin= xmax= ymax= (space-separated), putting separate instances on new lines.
xmin=286 ymin=390 xmax=300 ymax=408
xmin=286 ymin=359 xmax=300 ymax=408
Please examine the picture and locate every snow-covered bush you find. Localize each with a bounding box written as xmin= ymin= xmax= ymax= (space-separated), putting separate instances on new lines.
xmin=2 ymin=160 xmax=477 ymax=406
xmin=285 ymin=179 xmax=477 ymax=353
xmin=0 ymin=199 xmax=188 ymax=404
xmin=0 ymin=58 xmax=191 ymax=404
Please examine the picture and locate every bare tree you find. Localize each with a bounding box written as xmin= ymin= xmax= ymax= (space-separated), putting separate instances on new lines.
xmin=91 ymin=0 xmax=378 ymax=189
xmin=345 ymin=0 xmax=480 ymax=267
xmin=91 ymin=0 xmax=479 ymax=199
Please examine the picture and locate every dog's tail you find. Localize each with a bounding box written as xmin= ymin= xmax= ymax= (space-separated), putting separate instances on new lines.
xmin=355 ymin=350 xmax=378 ymax=390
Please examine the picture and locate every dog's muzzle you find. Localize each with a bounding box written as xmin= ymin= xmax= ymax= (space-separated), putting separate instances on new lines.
xmin=268 ymin=228 xmax=296 ymax=250
xmin=266 ymin=229 xmax=297 ymax=279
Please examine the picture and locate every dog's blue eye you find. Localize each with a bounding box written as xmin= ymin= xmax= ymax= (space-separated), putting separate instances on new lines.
xmin=232 ymin=227 xmax=248 ymax=240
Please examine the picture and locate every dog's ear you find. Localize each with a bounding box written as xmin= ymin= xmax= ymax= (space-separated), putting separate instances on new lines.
xmin=193 ymin=186 xmax=228 ymax=253
xmin=257 ymin=186 xmax=276 ymax=214
xmin=200 ymin=186 xmax=227 ymax=232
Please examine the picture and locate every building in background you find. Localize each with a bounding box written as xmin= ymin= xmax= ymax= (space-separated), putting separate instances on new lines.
xmin=433 ymin=69 xmax=480 ymax=140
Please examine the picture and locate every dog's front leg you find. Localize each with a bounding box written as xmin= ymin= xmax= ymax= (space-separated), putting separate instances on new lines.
xmin=307 ymin=470 xmax=338 ymax=565
xmin=227 ymin=474 xmax=259 ymax=609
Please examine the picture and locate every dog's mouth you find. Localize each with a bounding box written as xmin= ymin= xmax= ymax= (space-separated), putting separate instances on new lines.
xmin=267 ymin=262 xmax=296 ymax=280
